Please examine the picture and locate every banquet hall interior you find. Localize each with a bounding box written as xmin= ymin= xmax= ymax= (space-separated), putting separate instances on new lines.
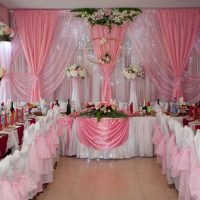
xmin=0 ymin=0 xmax=200 ymax=200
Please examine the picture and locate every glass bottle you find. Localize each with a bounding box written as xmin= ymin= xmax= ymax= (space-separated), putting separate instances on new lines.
xmin=10 ymin=102 xmax=15 ymax=113
xmin=66 ymin=99 xmax=71 ymax=115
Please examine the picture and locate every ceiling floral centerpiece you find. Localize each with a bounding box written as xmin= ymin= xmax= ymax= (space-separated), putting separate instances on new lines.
xmin=0 ymin=25 xmax=13 ymax=42
xmin=71 ymin=8 xmax=142 ymax=31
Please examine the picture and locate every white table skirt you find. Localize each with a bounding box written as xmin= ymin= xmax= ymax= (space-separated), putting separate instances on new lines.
xmin=60 ymin=116 xmax=157 ymax=159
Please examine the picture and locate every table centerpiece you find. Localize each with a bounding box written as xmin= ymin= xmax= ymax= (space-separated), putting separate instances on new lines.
xmin=79 ymin=102 xmax=128 ymax=122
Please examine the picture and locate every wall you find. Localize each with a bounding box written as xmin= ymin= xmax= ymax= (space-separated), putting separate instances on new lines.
xmin=0 ymin=4 xmax=9 ymax=25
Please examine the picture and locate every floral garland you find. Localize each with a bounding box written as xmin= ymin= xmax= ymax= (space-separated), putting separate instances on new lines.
xmin=0 ymin=67 xmax=6 ymax=81
xmin=71 ymin=8 xmax=142 ymax=31
xmin=123 ymin=64 xmax=144 ymax=80
xmin=66 ymin=63 xmax=87 ymax=79
xmin=80 ymin=102 xmax=128 ymax=122
xmin=0 ymin=25 xmax=12 ymax=41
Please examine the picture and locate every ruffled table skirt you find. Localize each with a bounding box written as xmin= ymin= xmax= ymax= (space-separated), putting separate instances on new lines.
xmin=60 ymin=116 xmax=156 ymax=159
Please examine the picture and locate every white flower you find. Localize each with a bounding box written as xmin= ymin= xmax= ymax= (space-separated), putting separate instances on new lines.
xmin=131 ymin=73 xmax=136 ymax=79
xmin=0 ymin=67 xmax=5 ymax=79
xmin=123 ymin=64 xmax=144 ymax=80
xmin=66 ymin=64 xmax=87 ymax=79
xmin=79 ymin=68 xmax=87 ymax=78
xmin=70 ymin=70 xmax=78 ymax=77
xmin=105 ymin=57 xmax=110 ymax=62
xmin=100 ymin=37 xmax=107 ymax=45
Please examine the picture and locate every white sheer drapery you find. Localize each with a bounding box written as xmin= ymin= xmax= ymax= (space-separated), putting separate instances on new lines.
xmin=0 ymin=41 xmax=12 ymax=103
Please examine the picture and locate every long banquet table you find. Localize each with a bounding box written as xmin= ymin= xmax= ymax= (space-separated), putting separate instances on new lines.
xmin=59 ymin=116 xmax=153 ymax=159
xmin=59 ymin=115 xmax=184 ymax=159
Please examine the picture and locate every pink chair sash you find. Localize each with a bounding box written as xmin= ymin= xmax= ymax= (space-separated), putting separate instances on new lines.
xmin=152 ymin=122 xmax=164 ymax=150
xmin=76 ymin=117 xmax=129 ymax=150
xmin=189 ymin=167 xmax=200 ymax=200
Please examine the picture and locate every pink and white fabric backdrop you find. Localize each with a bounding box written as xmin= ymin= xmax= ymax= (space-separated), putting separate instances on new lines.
xmin=14 ymin=10 xmax=58 ymax=102
xmin=129 ymin=10 xmax=200 ymax=102
xmin=129 ymin=79 xmax=138 ymax=112
xmin=91 ymin=24 xmax=127 ymax=101
xmin=0 ymin=41 xmax=11 ymax=103
xmin=157 ymin=9 xmax=200 ymax=100
xmin=5 ymin=9 xmax=200 ymax=104
xmin=10 ymin=11 xmax=86 ymax=102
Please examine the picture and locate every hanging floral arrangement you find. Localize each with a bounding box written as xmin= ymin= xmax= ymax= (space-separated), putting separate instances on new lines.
xmin=71 ymin=8 xmax=142 ymax=31
xmin=0 ymin=67 xmax=6 ymax=81
xmin=0 ymin=25 xmax=13 ymax=41
xmin=66 ymin=64 xmax=88 ymax=79
xmin=123 ymin=64 xmax=144 ymax=80
xmin=98 ymin=52 xmax=112 ymax=64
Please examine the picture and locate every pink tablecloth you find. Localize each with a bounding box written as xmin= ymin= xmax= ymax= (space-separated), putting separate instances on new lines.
xmin=76 ymin=117 xmax=129 ymax=150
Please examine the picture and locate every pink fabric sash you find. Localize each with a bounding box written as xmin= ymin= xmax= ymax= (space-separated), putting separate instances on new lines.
xmin=76 ymin=117 xmax=129 ymax=150
xmin=190 ymin=167 xmax=200 ymax=199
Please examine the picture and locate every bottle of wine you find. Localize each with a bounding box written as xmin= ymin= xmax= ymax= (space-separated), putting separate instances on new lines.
xmin=66 ymin=99 xmax=71 ymax=115
xmin=157 ymin=98 xmax=160 ymax=105
xmin=142 ymin=98 xmax=147 ymax=113
xmin=10 ymin=102 xmax=15 ymax=113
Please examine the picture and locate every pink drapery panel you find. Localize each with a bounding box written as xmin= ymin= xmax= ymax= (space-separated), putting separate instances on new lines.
xmin=10 ymin=11 xmax=85 ymax=101
xmin=157 ymin=9 xmax=200 ymax=99
xmin=91 ymin=24 xmax=127 ymax=101
xmin=14 ymin=10 xmax=58 ymax=101
xmin=76 ymin=117 xmax=129 ymax=150
xmin=128 ymin=10 xmax=173 ymax=100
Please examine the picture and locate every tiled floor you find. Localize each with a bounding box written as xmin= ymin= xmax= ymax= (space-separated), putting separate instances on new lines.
xmin=37 ymin=157 xmax=178 ymax=200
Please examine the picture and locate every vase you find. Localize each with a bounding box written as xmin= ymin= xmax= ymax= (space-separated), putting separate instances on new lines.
xmin=71 ymin=78 xmax=81 ymax=111
xmin=129 ymin=79 xmax=138 ymax=112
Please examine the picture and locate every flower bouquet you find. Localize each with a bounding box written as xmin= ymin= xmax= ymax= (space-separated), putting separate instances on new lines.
xmin=98 ymin=52 xmax=112 ymax=64
xmin=66 ymin=64 xmax=87 ymax=79
xmin=0 ymin=67 xmax=6 ymax=81
xmin=80 ymin=102 xmax=128 ymax=122
xmin=0 ymin=25 xmax=12 ymax=41
xmin=123 ymin=64 xmax=144 ymax=80
xmin=71 ymin=8 xmax=142 ymax=31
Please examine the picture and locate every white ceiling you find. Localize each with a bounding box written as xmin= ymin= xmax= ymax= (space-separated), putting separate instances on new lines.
xmin=0 ymin=0 xmax=200 ymax=9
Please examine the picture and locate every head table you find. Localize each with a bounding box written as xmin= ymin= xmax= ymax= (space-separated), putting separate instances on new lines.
xmin=58 ymin=115 xmax=183 ymax=159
